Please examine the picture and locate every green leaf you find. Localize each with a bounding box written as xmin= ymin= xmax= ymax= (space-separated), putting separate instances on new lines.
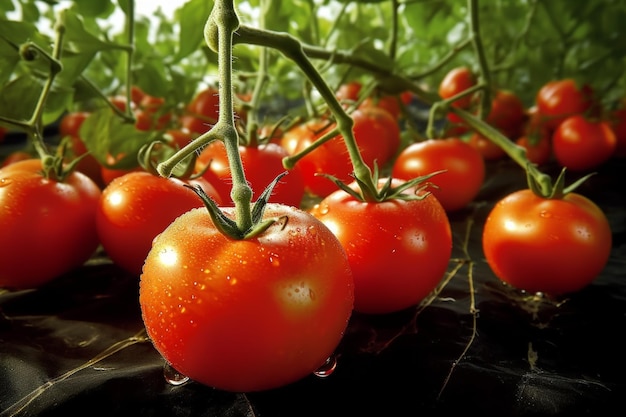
xmin=174 ymin=0 xmax=213 ymax=62
xmin=0 ymin=75 xmax=42 ymax=122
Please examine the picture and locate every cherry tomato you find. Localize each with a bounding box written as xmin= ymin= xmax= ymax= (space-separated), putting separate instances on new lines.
xmin=468 ymin=132 xmax=507 ymax=161
xmin=486 ymin=90 xmax=527 ymax=139
xmin=336 ymin=81 xmax=362 ymax=103
xmin=183 ymin=87 xmax=220 ymax=134
xmin=96 ymin=171 xmax=222 ymax=276
xmin=551 ymin=115 xmax=616 ymax=171
xmin=391 ymin=138 xmax=485 ymax=212
xmin=535 ymin=78 xmax=595 ymax=129
xmin=140 ymin=204 xmax=354 ymax=392
xmin=438 ymin=66 xmax=476 ymax=109
xmin=608 ymin=107 xmax=626 ymax=158
xmin=309 ymin=179 xmax=452 ymax=314
xmin=1 ymin=151 xmax=33 ymax=168
xmin=59 ymin=111 xmax=90 ymax=137
xmin=0 ymin=159 xmax=101 ymax=289
xmin=515 ymin=133 xmax=552 ymax=166
xmin=482 ymin=189 xmax=612 ymax=295
xmin=196 ymin=141 xmax=306 ymax=207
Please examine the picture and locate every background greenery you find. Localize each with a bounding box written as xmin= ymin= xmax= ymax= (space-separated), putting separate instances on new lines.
xmin=1 ymin=0 xmax=626 ymax=130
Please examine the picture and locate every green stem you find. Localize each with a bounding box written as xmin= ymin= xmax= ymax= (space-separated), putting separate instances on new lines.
xmin=468 ymin=0 xmax=491 ymax=118
xmin=235 ymin=25 xmax=378 ymax=198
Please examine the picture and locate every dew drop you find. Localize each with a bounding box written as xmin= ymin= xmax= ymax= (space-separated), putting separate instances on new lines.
xmin=313 ymin=355 xmax=337 ymax=378
xmin=163 ymin=362 xmax=190 ymax=386
xmin=539 ymin=210 xmax=552 ymax=218
xmin=317 ymin=204 xmax=330 ymax=215
xmin=0 ymin=178 xmax=13 ymax=187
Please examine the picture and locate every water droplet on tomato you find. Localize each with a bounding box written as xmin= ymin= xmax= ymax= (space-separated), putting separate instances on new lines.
xmin=316 ymin=203 xmax=330 ymax=215
xmin=539 ymin=210 xmax=552 ymax=218
xmin=313 ymin=355 xmax=337 ymax=378
xmin=0 ymin=178 xmax=13 ymax=187
xmin=163 ymin=362 xmax=189 ymax=386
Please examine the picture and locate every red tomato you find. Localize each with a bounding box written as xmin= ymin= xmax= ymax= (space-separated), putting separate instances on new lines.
xmin=196 ymin=141 xmax=306 ymax=207
xmin=96 ymin=171 xmax=221 ymax=276
xmin=139 ymin=204 xmax=354 ymax=392
xmin=515 ymin=133 xmax=552 ymax=166
xmin=1 ymin=151 xmax=33 ymax=168
xmin=309 ymin=179 xmax=452 ymax=314
xmin=351 ymin=106 xmax=401 ymax=163
xmin=391 ymin=138 xmax=485 ymax=212
xmin=535 ymin=79 xmax=595 ymax=129
xmin=551 ymin=115 xmax=617 ymax=171
xmin=134 ymin=94 xmax=172 ymax=131
xmin=336 ymin=81 xmax=362 ymax=103
xmin=438 ymin=66 xmax=476 ymax=109
xmin=482 ymin=189 xmax=612 ymax=295
xmin=59 ymin=111 xmax=90 ymax=137
xmin=0 ymin=159 xmax=101 ymax=289
xmin=468 ymin=132 xmax=507 ymax=161
xmin=486 ymin=90 xmax=527 ymax=139
xmin=608 ymin=107 xmax=626 ymax=158
xmin=360 ymin=94 xmax=402 ymax=120
xmin=185 ymin=87 xmax=220 ymax=128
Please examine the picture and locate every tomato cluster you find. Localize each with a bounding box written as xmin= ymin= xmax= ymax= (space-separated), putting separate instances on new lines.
xmin=0 ymin=68 xmax=617 ymax=394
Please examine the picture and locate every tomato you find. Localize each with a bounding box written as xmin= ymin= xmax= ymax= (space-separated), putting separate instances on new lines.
xmin=336 ymin=81 xmax=362 ymax=103
xmin=535 ymin=78 xmax=595 ymax=129
xmin=391 ymin=138 xmax=485 ymax=212
xmin=551 ymin=115 xmax=616 ymax=171
xmin=438 ymin=66 xmax=476 ymax=109
xmin=96 ymin=171 xmax=221 ymax=277
xmin=608 ymin=107 xmax=626 ymax=158
xmin=309 ymin=179 xmax=452 ymax=314
xmin=139 ymin=204 xmax=354 ymax=392
xmin=482 ymin=189 xmax=612 ymax=295
xmin=360 ymin=93 xmax=403 ymax=120
xmin=134 ymin=94 xmax=172 ymax=131
xmin=515 ymin=133 xmax=552 ymax=166
xmin=284 ymin=110 xmax=398 ymax=198
xmin=0 ymin=159 xmax=101 ymax=289
xmin=59 ymin=111 xmax=90 ymax=137
xmin=196 ymin=141 xmax=306 ymax=207
xmin=165 ymin=128 xmax=194 ymax=149
xmin=1 ymin=151 xmax=33 ymax=168
xmin=468 ymin=132 xmax=507 ymax=161
xmin=183 ymin=87 xmax=220 ymax=134
xmin=486 ymin=90 xmax=527 ymax=139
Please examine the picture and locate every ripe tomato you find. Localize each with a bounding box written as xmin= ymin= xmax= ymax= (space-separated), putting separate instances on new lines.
xmin=438 ymin=66 xmax=476 ymax=109
xmin=96 ymin=171 xmax=222 ymax=277
xmin=182 ymin=87 xmax=221 ymax=134
xmin=335 ymin=81 xmax=362 ymax=103
xmin=482 ymin=189 xmax=612 ymax=295
xmin=486 ymin=90 xmax=526 ymax=139
xmin=0 ymin=159 xmax=101 ymax=289
xmin=535 ymin=78 xmax=595 ymax=129
xmin=608 ymin=107 xmax=626 ymax=158
xmin=391 ymin=138 xmax=485 ymax=212
xmin=515 ymin=133 xmax=552 ymax=166
xmin=196 ymin=141 xmax=306 ymax=207
xmin=1 ymin=150 xmax=33 ymax=168
xmin=351 ymin=106 xmax=401 ymax=163
xmin=468 ymin=132 xmax=507 ymax=161
xmin=309 ymin=179 xmax=452 ymax=314
xmin=59 ymin=111 xmax=90 ymax=137
xmin=551 ymin=115 xmax=616 ymax=171
xmin=140 ymin=204 xmax=354 ymax=392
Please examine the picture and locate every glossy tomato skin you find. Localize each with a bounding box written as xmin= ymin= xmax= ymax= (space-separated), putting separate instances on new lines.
xmin=535 ymin=79 xmax=595 ymax=129
xmin=552 ymin=115 xmax=616 ymax=171
xmin=391 ymin=138 xmax=485 ymax=212
xmin=482 ymin=189 xmax=612 ymax=295
xmin=310 ymin=179 xmax=452 ymax=314
xmin=0 ymin=159 xmax=101 ymax=289
xmin=196 ymin=141 xmax=306 ymax=207
xmin=140 ymin=204 xmax=354 ymax=392
xmin=96 ymin=172 xmax=221 ymax=276
xmin=438 ymin=66 xmax=476 ymax=109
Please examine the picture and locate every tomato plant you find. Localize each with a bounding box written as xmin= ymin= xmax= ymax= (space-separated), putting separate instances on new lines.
xmin=482 ymin=188 xmax=612 ymax=295
xmin=391 ymin=138 xmax=486 ymax=212
xmin=0 ymin=159 xmax=101 ymax=289
xmin=96 ymin=171 xmax=222 ymax=277
xmin=140 ymin=203 xmax=354 ymax=392
xmin=309 ymin=179 xmax=452 ymax=314
xmin=551 ymin=114 xmax=617 ymax=171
